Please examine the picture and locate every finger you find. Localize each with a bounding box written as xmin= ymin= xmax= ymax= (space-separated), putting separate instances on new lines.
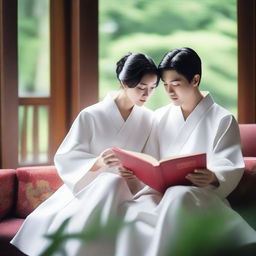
xmin=186 ymin=174 xmax=210 ymax=181
xmin=189 ymin=178 xmax=209 ymax=187
xmin=103 ymin=154 xmax=118 ymax=161
xmin=194 ymin=169 xmax=210 ymax=174
xmin=103 ymin=156 xmax=120 ymax=164
xmin=119 ymin=170 xmax=134 ymax=174
xmin=186 ymin=176 xmax=210 ymax=186
xmin=101 ymin=148 xmax=114 ymax=157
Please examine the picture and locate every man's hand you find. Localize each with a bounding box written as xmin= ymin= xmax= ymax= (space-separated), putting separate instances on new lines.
xmin=185 ymin=169 xmax=219 ymax=187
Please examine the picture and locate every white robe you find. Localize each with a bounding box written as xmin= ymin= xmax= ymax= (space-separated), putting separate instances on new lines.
xmin=11 ymin=93 xmax=153 ymax=256
xmin=116 ymin=92 xmax=256 ymax=256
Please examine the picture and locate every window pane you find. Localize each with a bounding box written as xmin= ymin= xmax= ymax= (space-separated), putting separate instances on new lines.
xmin=18 ymin=0 xmax=50 ymax=97
xmin=18 ymin=105 xmax=49 ymax=164
xmin=99 ymin=0 xmax=237 ymax=116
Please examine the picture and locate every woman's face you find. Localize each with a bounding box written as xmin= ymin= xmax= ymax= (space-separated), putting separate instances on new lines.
xmin=162 ymin=70 xmax=198 ymax=106
xmin=124 ymin=73 xmax=158 ymax=106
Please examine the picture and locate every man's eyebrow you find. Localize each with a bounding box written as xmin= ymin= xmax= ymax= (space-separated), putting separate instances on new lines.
xmin=163 ymin=78 xmax=181 ymax=83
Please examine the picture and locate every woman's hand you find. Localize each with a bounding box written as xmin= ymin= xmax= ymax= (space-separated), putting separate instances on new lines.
xmin=91 ymin=148 xmax=121 ymax=171
xmin=118 ymin=166 xmax=136 ymax=179
xmin=185 ymin=169 xmax=219 ymax=187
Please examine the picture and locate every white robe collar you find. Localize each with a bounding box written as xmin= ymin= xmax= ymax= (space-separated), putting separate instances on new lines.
xmin=101 ymin=92 xmax=143 ymax=149
xmin=166 ymin=92 xmax=214 ymax=155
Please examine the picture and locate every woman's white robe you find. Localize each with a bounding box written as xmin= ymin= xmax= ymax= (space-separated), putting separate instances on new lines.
xmin=11 ymin=94 xmax=153 ymax=256
xmin=116 ymin=92 xmax=256 ymax=256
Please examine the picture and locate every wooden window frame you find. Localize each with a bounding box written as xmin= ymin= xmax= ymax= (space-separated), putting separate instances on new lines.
xmin=0 ymin=0 xmax=18 ymax=168
xmin=0 ymin=0 xmax=255 ymax=168
xmin=237 ymin=0 xmax=256 ymax=123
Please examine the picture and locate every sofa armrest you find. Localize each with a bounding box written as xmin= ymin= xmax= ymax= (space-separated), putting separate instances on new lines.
xmin=15 ymin=166 xmax=63 ymax=218
xmin=0 ymin=169 xmax=16 ymax=220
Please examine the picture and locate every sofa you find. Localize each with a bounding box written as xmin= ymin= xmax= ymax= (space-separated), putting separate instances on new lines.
xmin=0 ymin=124 xmax=256 ymax=256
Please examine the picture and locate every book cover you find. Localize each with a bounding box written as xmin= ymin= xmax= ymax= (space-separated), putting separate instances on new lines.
xmin=112 ymin=148 xmax=206 ymax=193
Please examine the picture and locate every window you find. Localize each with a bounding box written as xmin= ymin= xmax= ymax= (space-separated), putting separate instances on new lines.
xmin=18 ymin=0 xmax=50 ymax=164
xmin=99 ymin=0 xmax=238 ymax=116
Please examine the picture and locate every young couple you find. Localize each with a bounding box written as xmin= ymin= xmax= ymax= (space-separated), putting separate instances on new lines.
xmin=11 ymin=48 xmax=256 ymax=256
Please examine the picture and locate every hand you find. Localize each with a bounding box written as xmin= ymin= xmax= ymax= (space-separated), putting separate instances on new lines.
xmin=91 ymin=148 xmax=121 ymax=171
xmin=118 ymin=166 xmax=136 ymax=180
xmin=100 ymin=148 xmax=121 ymax=167
xmin=185 ymin=169 xmax=219 ymax=187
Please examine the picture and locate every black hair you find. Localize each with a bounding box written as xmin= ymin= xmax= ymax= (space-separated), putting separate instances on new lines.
xmin=116 ymin=53 xmax=160 ymax=88
xmin=158 ymin=47 xmax=202 ymax=85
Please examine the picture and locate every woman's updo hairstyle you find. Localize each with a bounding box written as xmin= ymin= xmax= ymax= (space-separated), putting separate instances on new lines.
xmin=158 ymin=47 xmax=202 ymax=85
xmin=116 ymin=53 xmax=160 ymax=88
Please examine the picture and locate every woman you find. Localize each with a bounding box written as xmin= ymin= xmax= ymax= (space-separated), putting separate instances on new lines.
xmin=117 ymin=48 xmax=256 ymax=256
xmin=11 ymin=52 xmax=159 ymax=256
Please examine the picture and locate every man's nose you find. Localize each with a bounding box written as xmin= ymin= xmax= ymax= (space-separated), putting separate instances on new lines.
xmin=166 ymin=85 xmax=173 ymax=93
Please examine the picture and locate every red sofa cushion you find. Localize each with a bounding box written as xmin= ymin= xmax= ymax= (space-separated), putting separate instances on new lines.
xmin=0 ymin=169 xmax=16 ymax=220
xmin=0 ymin=218 xmax=24 ymax=240
xmin=244 ymin=157 xmax=256 ymax=171
xmin=239 ymin=124 xmax=256 ymax=157
xmin=15 ymin=166 xmax=63 ymax=218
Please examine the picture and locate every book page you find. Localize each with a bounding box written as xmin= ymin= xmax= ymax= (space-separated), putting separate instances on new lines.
xmin=122 ymin=150 xmax=159 ymax=166
xmin=159 ymin=153 xmax=200 ymax=164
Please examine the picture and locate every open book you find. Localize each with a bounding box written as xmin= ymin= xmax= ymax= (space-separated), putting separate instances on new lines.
xmin=112 ymin=148 xmax=206 ymax=193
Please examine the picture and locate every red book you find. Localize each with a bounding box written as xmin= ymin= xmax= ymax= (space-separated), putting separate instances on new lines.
xmin=112 ymin=148 xmax=206 ymax=193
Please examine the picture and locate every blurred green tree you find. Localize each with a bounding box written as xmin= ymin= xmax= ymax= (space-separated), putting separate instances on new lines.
xmin=99 ymin=0 xmax=237 ymax=115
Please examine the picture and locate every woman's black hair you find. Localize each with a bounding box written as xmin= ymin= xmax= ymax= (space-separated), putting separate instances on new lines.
xmin=116 ymin=53 xmax=160 ymax=88
xmin=158 ymin=47 xmax=202 ymax=84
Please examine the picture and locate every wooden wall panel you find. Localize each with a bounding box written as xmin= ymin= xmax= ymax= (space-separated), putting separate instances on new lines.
xmin=0 ymin=0 xmax=18 ymax=168
xmin=237 ymin=0 xmax=256 ymax=123
xmin=70 ymin=0 xmax=99 ymax=122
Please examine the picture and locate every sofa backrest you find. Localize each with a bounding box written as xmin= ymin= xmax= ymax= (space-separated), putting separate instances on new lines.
xmin=0 ymin=169 xmax=16 ymax=220
xmin=15 ymin=166 xmax=63 ymax=218
xmin=239 ymin=124 xmax=256 ymax=157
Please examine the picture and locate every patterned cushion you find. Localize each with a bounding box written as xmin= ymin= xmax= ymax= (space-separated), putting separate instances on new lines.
xmin=15 ymin=166 xmax=63 ymax=218
xmin=0 ymin=169 xmax=16 ymax=220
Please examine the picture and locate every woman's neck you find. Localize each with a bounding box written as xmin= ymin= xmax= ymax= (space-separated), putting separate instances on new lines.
xmin=181 ymin=90 xmax=203 ymax=120
xmin=114 ymin=90 xmax=134 ymax=121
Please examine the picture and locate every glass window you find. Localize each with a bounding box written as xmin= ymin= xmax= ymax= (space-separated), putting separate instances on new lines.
xmin=99 ymin=0 xmax=237 ymax=116
xmin=18 ymin=0 xmax=50 ymax=165
xmin=18 ymin=0 xmax=50 ymax=97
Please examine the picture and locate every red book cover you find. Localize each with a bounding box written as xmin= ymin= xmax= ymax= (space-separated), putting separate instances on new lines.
xmin=112 ymin=148 xmax=206 ymax=193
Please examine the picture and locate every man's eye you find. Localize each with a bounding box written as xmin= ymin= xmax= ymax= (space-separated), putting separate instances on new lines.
xmin=137 ymin=87 xmax=144 ymax=90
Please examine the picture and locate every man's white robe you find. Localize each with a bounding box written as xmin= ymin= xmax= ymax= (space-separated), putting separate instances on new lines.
xmin=117 ymin=92 xmax=256 ymax=256
xmin=11 ymin=94 xmax=153 ymax=256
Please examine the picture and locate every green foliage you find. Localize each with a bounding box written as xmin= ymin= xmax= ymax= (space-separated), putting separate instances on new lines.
xmin=40 ymin=204 xmax=256 ymax=256
xmin=99 ymin=0 xmax=238 ymax=115
xmin=41 ymin=208 xmax=128 ymax=256
xmin=18 ymin=0 xmax=50 ymax=96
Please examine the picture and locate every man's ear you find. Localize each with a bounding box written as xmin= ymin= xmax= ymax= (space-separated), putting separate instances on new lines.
xmin=192 ymin=74 xmax=200 ymax=87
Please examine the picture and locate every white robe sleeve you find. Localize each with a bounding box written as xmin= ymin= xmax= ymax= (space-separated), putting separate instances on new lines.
xmin=208 ymin=115 xmax=244 ymax=198
xmin=54 ymin=111 xmax=98 ymax=194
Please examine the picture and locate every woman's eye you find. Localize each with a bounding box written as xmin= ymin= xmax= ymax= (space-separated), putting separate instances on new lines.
xmin=137 ymin=87 xmax=144 ymax=90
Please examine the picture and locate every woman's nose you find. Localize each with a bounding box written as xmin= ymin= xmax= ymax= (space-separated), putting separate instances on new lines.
xmin=143 ymin=89 xmax=149 ymax=96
